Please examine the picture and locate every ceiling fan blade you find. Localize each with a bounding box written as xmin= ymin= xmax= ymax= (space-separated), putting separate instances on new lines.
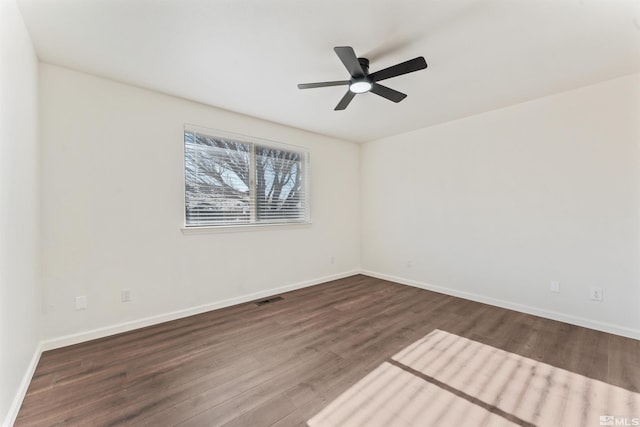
xmin=370 ymin=83 xmax=407 ymax=103
xmin=335 ymin=90 xmax=356 ymax=110
xmin=369 ymin=57 xmax=427 ymax=82
xmin=334 ymin=46 xmax=365 ymax=78
xmin=297 ymin=80 xmax=350 ymax=89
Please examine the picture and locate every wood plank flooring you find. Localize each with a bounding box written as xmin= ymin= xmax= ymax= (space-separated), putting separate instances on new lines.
xmin=15 ymin=275 xmax=640 ymax=426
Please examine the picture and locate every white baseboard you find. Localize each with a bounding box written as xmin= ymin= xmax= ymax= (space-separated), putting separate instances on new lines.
xmin=40 ymin=269 xmax=639 ymax=351
xmin=361 ymin=269 xmax=640 ymax=340
xmin=41 ymin=270 xmax=360 ymax=351
xmin=2 ymin=343 xmax=42 ymax=427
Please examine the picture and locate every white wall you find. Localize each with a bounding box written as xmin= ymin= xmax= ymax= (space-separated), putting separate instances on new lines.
xmin=0 ymin=0 xmax=41 ymax=425
xmin=362 ymin=73 xmax=640 ymax=338
xmin=39 ymin=64 xmax=360 ymax=343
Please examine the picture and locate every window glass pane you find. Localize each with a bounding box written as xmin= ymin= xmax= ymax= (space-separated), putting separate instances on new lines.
xmin=255 ymin=146 xmax=305 ymax=222
xmin=185 ymin=132 xmax=251 ymax=225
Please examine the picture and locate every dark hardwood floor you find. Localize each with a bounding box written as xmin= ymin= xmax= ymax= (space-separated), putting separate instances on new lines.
xmin=15 ymin=275 xmax=640 ymax=426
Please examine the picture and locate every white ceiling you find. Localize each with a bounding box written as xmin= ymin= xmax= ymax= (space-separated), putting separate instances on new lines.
xmin=17 ymin=0 xmax=640 ymax=143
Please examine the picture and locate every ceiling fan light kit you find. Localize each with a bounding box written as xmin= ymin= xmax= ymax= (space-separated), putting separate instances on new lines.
xmin=298 ymin=46 xmax=428 ymax=110
xmin=349 ymin=80 xmax=372 ymax=93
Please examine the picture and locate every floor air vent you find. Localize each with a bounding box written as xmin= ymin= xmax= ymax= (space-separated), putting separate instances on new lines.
xmin=255 ymin=296 xmax=283 ymax=306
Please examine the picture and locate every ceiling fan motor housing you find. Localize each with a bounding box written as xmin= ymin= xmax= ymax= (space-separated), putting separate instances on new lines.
xmin=356 ymin=58 xmax=370 ymax=76
xmin=350 ymin=58 xmax=372 ymax=93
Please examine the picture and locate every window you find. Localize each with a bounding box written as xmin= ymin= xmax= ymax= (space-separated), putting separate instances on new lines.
xmin=184 ymin=125 xmax=310 ymax=227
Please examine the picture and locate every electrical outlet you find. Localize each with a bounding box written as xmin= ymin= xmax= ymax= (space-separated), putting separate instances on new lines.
xmin=550 ymin=280 xmax=560 ymax=293
xmin=121 ymin=289 xmax=131 ymax=302
xmin=407 ymin=259 xmax=413 ymax=268
xmin=330 ymin=255 xmax=335 ymax=265
xmin=75 ymin=296 xmax=87 ymax=310
xmin=590 ymin=286 xmax=603 ymax=301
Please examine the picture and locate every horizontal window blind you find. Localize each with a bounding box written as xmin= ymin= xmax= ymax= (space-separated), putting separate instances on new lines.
xmin=255 ymin=146 xmax=306 ymax=222
xmin=184 ymin=126 xmax=310 ymax=227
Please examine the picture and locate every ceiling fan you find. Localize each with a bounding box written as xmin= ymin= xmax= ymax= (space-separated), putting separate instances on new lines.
xmin=297 ymin=46 xmax=428 ymax=111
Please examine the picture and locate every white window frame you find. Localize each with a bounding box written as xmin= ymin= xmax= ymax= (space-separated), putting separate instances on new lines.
xmin=182 ymin=124 xmax=311 ymax=231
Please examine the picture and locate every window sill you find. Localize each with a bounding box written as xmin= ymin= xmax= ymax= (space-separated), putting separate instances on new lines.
xmin=181 ymin=222 xmax=312 ymax=234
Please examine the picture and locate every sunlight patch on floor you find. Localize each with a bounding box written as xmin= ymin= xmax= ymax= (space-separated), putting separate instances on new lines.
xmin=308 ymin=330 xmax=639 ymax=427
